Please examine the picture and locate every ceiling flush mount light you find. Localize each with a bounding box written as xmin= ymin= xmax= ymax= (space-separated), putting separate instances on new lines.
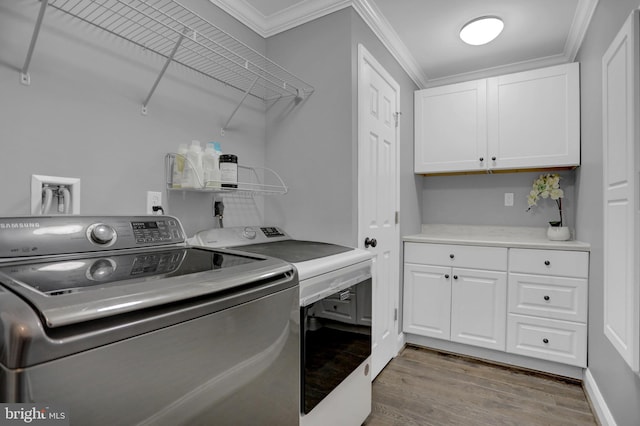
xmin=460 ymin=16 xmax=504 ymax=46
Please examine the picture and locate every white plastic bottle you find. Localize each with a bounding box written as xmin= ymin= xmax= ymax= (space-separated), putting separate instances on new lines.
xmin=172 ymin=143 xmax=188 ymax=188
xmin=203 ymin=142 xmax=221 ymax=188
xmin=183 ymin=140 xmax=204 ymax=188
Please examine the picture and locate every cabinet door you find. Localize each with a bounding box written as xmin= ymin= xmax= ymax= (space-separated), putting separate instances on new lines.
xmin=602 ymin=10 xmax=640 ymax=373
xmin=450 ymin=268 xmax=507 ymax=351
xmin=403 ymin=264 xmax=451 ymax=339
xmin=487 ymin=63 xmax=580 ymax=170
xmin=414 ymin=80 xmax=487 ymax=173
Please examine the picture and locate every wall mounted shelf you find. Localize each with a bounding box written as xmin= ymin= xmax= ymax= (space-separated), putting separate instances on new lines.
xmin=21 ymin=0 xmax=314 ymax=129
xmin=164 ymin=153 xmax=288 ymax=196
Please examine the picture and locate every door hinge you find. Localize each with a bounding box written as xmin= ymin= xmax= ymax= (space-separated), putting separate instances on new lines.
xmin=393 ymin=112 xmax=402 ymax=128
xmin=394 ymin=308 xmax=398 ymax=321
xmin=395 ymin=211 xmax=399 ymax=224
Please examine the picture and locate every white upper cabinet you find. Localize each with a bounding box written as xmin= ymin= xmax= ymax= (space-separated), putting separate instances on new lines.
xmin=414 ymin=63 xmax=580 ymax=174
xmin=414 ymin=80 xmax=487 ymax=173
xmin=487 ymin=63 xmax=580 ymax=170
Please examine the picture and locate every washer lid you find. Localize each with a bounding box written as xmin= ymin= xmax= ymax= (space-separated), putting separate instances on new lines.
xmin=234 ymin=240 xmax=353 ymax=263
xmin=0 ymin=247 xmax=292 ymax=328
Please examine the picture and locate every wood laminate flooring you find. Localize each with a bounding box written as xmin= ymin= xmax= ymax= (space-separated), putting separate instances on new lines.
xmin=364 ymin=345 xmax=597 ymax=426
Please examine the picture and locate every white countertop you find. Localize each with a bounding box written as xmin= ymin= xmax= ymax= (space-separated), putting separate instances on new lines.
xmin=403 ymin=224 xmax=590 ymax=251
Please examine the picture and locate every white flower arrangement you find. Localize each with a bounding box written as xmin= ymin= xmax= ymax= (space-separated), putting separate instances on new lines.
xmin=526 ymin=173 xmax=565 ymax=226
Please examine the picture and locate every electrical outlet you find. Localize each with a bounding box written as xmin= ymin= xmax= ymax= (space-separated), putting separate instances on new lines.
xmin=504 ymin=192 xmax=514 ymax=207
xmin=146 ymin=191 xmax=162 ymax=214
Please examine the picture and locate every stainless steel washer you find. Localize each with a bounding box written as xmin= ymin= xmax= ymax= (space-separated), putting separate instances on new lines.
xmin=0 ymin=216 xmax=299 ymax=425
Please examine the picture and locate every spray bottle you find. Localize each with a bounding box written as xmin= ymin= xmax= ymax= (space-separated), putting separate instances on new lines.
xmin=203 ymin=142 xmax=221 ymax=188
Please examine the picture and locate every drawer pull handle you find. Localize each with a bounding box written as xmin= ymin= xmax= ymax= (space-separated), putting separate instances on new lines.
xmin=543 ymin=338 xmax=549 ymax=344
xmin=544 ymin=260 xmax=551 ymax=266
xmin=444 ymin=274 xmax=450 ymax=279
xmin=449 ymin=254 xmax=455 ymax=259
xmin=544 ymin=295 xmax=550 ymax=301
xmin=453 ymin=275 xmax=458 ymax=280
xmin=479 ymin=157 xmax=484 ymax=162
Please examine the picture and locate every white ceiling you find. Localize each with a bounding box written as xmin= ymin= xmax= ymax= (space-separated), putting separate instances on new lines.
xmin=208 ymin=0 xmax=599 ymax=88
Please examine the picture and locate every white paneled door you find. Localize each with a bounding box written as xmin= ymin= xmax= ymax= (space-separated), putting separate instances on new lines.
xmin=357 ymin=44 xmax=400 ymax=379
xmin=602 ymin=9 xmax=640 ymax=373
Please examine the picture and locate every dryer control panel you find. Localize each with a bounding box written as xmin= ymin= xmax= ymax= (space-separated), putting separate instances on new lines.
xmin=190 ymin=226 xmax=291 ymax=248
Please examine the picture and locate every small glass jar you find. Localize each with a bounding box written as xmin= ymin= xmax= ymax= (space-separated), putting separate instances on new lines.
xmin=219 ymin=154 xmax=238 ymax=188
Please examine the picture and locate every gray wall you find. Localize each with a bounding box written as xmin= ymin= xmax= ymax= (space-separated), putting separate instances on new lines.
xmin=264 ymin=8 xmax=421 ymax=246
xmin=575 ymin=1 xmax=640 ymax=425
xmin=422 ymin=171 xmax=576 ymax=230
xmin=264 ymin=10 xmax=354 ymax=245
xmin=0 ymin=0 xmax=268 ymax=237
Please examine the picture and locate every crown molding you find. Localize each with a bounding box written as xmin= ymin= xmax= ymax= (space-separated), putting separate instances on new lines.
xmin=208 ymin=0 xmax=268 ymax=35
xmin=351 ymin=0 xmax=428 ymax=88
xmin=208 ymin=0 xmax=352 ymax=37
xmin=208 ymin=0 xmax=598 ymax=89
xmin=208 ymin=0 xmax=427 ymax=88
xmin=424 ymin=53 xmax=570 ymax=88
xmin=262 ymin=0 xmax=352 ymax=37
xmin=564 ymin=0 xmax=599 ymax=61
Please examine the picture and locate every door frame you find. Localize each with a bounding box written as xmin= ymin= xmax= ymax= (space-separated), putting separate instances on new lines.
xmin=357 ymin=43 xmax=402 ymax=366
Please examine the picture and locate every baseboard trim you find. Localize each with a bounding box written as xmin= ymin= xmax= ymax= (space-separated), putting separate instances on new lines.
xmin=583 ymin=368 xmax=617 ymax=426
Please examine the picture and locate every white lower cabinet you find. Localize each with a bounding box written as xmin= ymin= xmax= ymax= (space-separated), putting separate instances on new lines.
xmin=507 ymin=314 xmax=587 ymax=367
xmin=506 ymin=248 xmax=589 ymax=367
xmin=403 ymin=242 xmax=589 ymax=371
xmin=451 ymin=268 xmax=507 ymax=350
xmin=403 ymin=264 xmax=451 ymax=339
xmin=403 ymin=243 xmax=507 ymax=351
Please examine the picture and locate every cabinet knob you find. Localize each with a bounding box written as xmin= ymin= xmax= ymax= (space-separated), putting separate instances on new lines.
xmin=491 ymin=156 xmax=496 ymax=161
xmin=449 ymin=254 xmax=455 ymax=259
xmin=479 ymin=157 xmax=484 ymax=162
xmin=444 ymin=274 xmax=450 ymax=279
xmin=544 ymin=295 xmax=550 ymax=301
xmin=544 ymin=260 xmax=550 ymax=266
xmin=543 ymin=338 xmax=549 ymax=344
xmin=453 ymin=275 xmax=458 ymax=280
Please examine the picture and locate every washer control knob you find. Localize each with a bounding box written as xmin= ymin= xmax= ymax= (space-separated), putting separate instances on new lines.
xmin=87 ymin=259 xmax=116 ymax=281
xmin=90 ymin=224 xmax=116 ymax=245
xmin=242 ymin=227 xmax=257 ymax=240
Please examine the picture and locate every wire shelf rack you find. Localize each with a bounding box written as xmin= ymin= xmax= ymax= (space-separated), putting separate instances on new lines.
xmin=21 ymin=0 xmax=314 ymax=117
xmin=164 ymin=153 xmax=288 ymax=196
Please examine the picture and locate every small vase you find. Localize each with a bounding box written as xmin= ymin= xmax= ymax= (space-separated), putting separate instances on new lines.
xmin=547 ymin=226 xmax=570 ymax=241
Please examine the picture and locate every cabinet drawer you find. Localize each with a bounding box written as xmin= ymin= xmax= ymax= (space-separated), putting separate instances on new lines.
xmin=317 ymin=298 xmax=357 ymax=324
xmin=508 ymin=273 xmax=587 ymax=322
xmin=507 ymin=314 xmax=586 ymax=367
xmin=405 ymin=242 xmax=507 ymax=270
xmin=509 ymin=249 xmax=588 ymax=278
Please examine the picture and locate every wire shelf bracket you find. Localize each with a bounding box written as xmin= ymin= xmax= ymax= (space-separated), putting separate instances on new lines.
xmin=20 ymin=0 xmax=49 ymax=86
xmin=142 ymin=28 xmax=188 ymax=115
xmin=20 ymin=0 xmax=315 ymax=120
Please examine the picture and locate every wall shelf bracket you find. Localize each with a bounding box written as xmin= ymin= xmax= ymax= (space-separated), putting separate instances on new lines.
xmin=221 ymin=76 xmax=259 ymax=136
xmin=20 ymin=0 xmax=49 ymax=86
xmin=142 ymin=29 xmax=188 ymax=115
